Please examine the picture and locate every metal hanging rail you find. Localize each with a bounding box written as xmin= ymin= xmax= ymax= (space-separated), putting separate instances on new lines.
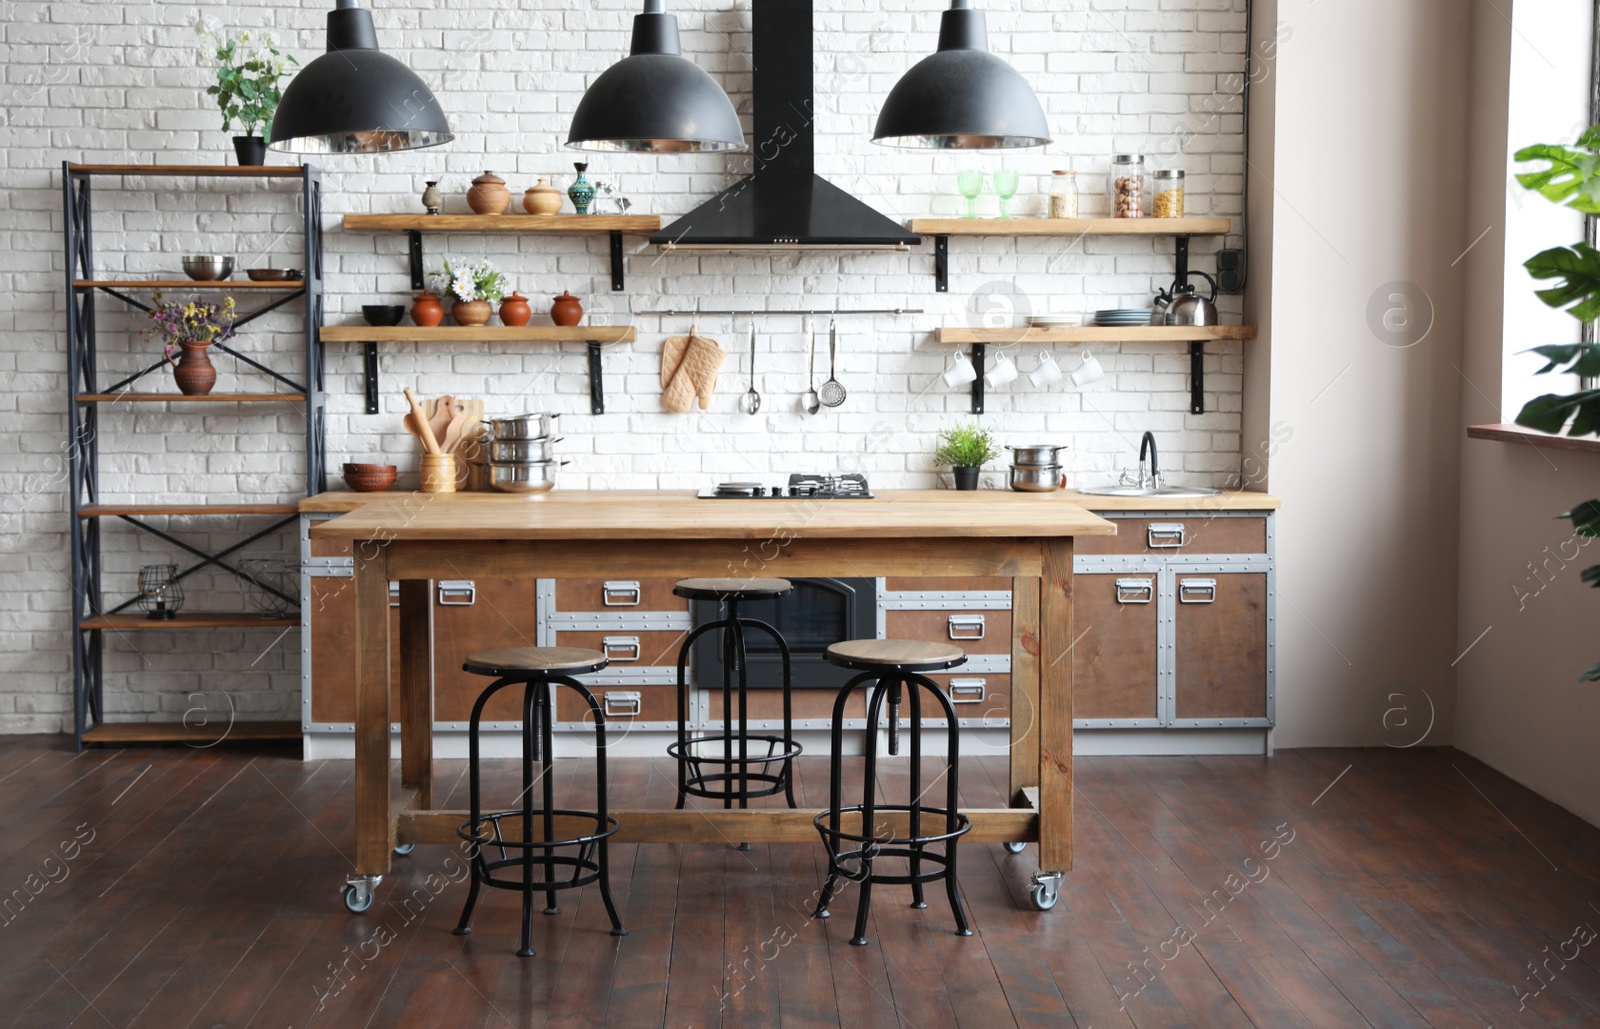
xmin=644 ymin=307 xmax=924 ymax=316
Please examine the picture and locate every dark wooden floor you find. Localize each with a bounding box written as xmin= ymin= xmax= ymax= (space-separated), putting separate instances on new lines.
xmin=0 ymin=741 xmax=1596 ymax=1028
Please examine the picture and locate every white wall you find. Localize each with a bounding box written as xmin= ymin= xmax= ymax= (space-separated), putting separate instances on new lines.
xmin=0 ymin=0 xmax=1252 ymax=730
xmin=1455 ymin=0 xmax=1600 ymax=828
xmin=1256 ymin=0 xmax=1470 ymax=746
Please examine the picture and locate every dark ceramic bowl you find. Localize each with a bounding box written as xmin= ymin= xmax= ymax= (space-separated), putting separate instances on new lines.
xmin=343 ymin=462 xmax=398 ymax=492
xmin=362 ymin=305 xmax=406 ymax=327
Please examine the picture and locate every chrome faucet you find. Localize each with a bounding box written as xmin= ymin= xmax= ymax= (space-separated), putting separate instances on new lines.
xmin=1118 ymin=431 xmax=1163 ymax=489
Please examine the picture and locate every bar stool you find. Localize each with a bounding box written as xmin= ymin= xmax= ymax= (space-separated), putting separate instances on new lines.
xmin=452 ymin=646 xmax=626 ymax=958
xmin=813 ymin=638 xmax=973 ymax=946
xmin=669 ymin=578 xmax=803 ymax=826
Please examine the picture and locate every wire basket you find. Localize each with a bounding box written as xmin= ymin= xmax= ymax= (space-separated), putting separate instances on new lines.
xmin=236 ymin=558 xmax=300 ymax=619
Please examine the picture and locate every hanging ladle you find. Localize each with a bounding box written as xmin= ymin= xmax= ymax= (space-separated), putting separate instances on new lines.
xmin=741 ymin=319 xmax=761 ymax=415
xmin=801 ymin=317 xmax=821 ymax=415
xmin=818 ymin=319 xmax=846 ymax=407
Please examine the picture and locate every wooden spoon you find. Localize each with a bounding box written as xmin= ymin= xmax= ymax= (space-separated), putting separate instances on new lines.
xmin=439 ymin=408 xmax=469 ymax=454
xmin=403 ymin=387 xmax=442 ymax=455
xmin=429 ymin=395 xmax=454 ymax=445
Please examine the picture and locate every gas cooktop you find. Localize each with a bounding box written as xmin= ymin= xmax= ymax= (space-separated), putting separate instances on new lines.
xmin=697 ymin=474 xmax=874 ymax=499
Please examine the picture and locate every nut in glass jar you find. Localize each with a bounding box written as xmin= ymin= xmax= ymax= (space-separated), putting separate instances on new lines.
xmin=1153 ymin=169 xmax=1185 ymax=218
xmin=1110 ymin=154 xmax=1145 ymax=218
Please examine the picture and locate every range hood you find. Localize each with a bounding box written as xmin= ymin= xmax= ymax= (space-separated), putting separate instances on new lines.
xmin=651 ymin=0 xmax=921 ymax=252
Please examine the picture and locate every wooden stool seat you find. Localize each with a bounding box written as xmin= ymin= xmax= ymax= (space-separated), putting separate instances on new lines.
xmin=825 ymin=638 xmax=967 ymax=672
xmin=673 ymin=577 xmax=794 ymax=601
xmin=464 ymin=647 xmax=607 ymax=677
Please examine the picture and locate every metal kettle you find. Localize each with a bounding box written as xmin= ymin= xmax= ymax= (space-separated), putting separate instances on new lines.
xmin=1164 ymin=270 xmax=1220 ymax=326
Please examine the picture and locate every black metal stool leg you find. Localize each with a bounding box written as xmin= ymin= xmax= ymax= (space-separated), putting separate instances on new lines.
xmin=454 ymin=677 xmax=503 ymax=937
xmin=849 ymin=678 xmax=887 ymax=946
xmin=907 ymin=678 xmax=927 ymax=910
xmin=813 ymin=672 xmax=867 ymax=920
xmin=539 ymin=683 xmax=560 ymax=916
xmin=915 ymin=670 xmax=973 ymax=938
xmin=519 ymin=679 xmax=538 ymax=957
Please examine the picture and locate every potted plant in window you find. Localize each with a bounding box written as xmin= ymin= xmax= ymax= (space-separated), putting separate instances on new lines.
xmin=427 ymin=258 xmax=510 ymax=327
xmin=197 ymin=17 xmax=295 ymax=165
xmin=934 ymin=421 xmax=998 ymax=491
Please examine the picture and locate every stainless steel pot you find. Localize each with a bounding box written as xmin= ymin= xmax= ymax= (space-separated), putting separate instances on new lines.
xmin=1006 ymin=443 xmax=1068 ymax=467
xmin=487 ymin=459 xmax=569 ymax=493
xmin=487 ymin=437 xmax=563 ymax=462
xmin=487 ymin=413 xmax=561 ymax=439
xmin=1008 ymin=464 xmax=1065 ymax=492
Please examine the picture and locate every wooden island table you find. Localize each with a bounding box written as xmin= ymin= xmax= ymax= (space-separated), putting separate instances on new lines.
xmin=308 ymin=489 xmax=1116 ymax=913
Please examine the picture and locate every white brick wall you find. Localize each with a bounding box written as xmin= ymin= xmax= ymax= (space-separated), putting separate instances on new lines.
xmin=0 ymin=0 xmax=1248 ymax=731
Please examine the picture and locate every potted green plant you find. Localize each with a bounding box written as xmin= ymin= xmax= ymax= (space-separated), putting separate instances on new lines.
xmin=1510 ymin=128 xmax=1600 ymax=679
xmin=426 ymin=258 xmax=510 ymax=327
xmin=197 ymin=17 xmax=295 ymax=166
xmin=935 ymin=421 xmax=998 ymax=491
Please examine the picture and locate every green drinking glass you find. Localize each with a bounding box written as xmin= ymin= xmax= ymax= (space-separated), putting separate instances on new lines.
xmin=993 ymin=169 xmax=1020 ymax=219
xmin=956 ymin=170 xmax=984 ymax=219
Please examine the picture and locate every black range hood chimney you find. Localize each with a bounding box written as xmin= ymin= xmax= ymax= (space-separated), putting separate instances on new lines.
xmin=651 ymin=0 xmax=921 ymax=251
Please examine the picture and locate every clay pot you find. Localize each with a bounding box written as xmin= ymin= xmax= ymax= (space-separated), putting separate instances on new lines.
xmin=166 ymin=341 xmax=217 ymax=395
xmin=411 ymin=293 xmax=445 ymax=327
xmin=550 ymin=291 xmax=583 ymax=327
xmin=499 ymin=292 xmax=532 ymax=327
xmin=467 ymin=171 xmax=511 ymax=215
xmin=523 ymin=179 xmax=563 ymax=216
xmin=421 ymin=180 xmax=443 ymax=215
xmin=452 ymin=299 xmax=493 ymax=326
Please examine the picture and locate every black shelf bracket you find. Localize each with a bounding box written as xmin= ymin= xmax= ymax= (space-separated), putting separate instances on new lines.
xmin=363 ymin=342 xmax=381 ymax=414
xmin=1174 ymin=234 xmax=1190 ymax=281
xmin=588 ymin=340 xmax=605 ymax=414
xmin=610 ymin=231 xmax=625 ymax=291
xmin=934 ymin=234 xmax=950 ymax=292
xmin=1189 ymin=340 xmax=1205 ymax=414
xmin=970 ymin=342 xmax=985 ymax=414
xmin=409 ymin=230 xmax=425 ymax=290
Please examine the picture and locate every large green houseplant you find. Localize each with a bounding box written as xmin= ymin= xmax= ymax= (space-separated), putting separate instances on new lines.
xmin=1512 ymin=129 xmax=1600 ymax=679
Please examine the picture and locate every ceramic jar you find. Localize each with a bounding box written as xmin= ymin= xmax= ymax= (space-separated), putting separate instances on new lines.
xmin=567 ymin=163 xmax=595 ymax=215
xmin=499 ymin=292 xmax=532 ymax=326
xmin=421 ymin=180 xmax=443 ymax=215
xmin=550 ymin=291 xmax=583 ymax=327
xmin=166 ymin=341 xmax=217 ymax=395
xmin=411 ymin=293 xmax=444 ymax=327
xmin=523 ymin=179 xmax=563 ymax=216
xmin=467 ymin=171 xmax=511 ymax=215
xmin=452 ymin=299 xmax=493 ymax=326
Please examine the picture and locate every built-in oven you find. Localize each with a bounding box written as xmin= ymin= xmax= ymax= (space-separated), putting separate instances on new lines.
xmin=691 ymin=577 xmax=876 ymax=692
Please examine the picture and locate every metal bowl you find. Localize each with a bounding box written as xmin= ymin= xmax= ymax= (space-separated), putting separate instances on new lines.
xmin=487 ymin=459 xmax=569 ymax=493
xmin=488 ymin=413 xmax=562 ymax=439
xmin=488 ymin=437 xmax=563 ymax=462
xmin=247 ymin=268 xmax=303 ymax=281
xmin=182 ymin=255 xmax=234 ymax=281
xmin=1008 ymin=464 xmax=1065 ymax=492
xmin=1006 ymin=443 xmax=1068 ymax=467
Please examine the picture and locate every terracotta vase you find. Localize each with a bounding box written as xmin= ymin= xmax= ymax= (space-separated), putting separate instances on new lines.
xmin=411 ymin=293 xmax=444 ymax=327
xmin=550 ymin=291 xmax=583 ymax=327
xmin=452 ymin=299 xmax=493 ymax=326
xmin=523 ymin=179 xmax=563 ymax=216
xmin=166 ymin=341 xmax=217 ymax=395
xmin=467 ymin=171 xmax=511 ymax=215
xmin=499 ymin=292 xmax=532 ymax=327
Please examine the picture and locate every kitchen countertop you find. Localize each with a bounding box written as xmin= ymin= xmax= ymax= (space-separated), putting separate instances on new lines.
xmin=301 ymin=486 xmax=1280 ymax=516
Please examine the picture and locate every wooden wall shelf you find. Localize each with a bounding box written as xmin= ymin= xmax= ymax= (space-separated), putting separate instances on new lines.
xmin=342 ymin=214 xmax=660 ymax=233
xmin=77 ymin=392 xmax=306 ymax=404
xmin=935 ymin=325 xmax=1257 ymax=345
xmin=68 ymin=164 xmax=307 ymax=179
xmin=80 ymin=612 xmax=298 ymax=631
xmin=1468 ymin=423 xmax=1600 ymax=455
xmin=74 ymin=280 xmax=305 ymax=291
xmin=79 ymin=504 xmax=300 ymax=517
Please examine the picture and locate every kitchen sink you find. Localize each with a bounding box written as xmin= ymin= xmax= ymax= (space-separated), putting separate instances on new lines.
xmin=1076 ymin=484 xmax=1223 ymax=498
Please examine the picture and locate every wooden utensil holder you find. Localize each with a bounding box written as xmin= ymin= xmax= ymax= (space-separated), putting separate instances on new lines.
xmin=420 ymin=454 xmax=457 ymax=494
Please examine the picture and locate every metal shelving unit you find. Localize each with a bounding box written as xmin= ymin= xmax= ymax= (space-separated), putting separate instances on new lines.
xmin=63 ymin=162 xmax=326 ymax=748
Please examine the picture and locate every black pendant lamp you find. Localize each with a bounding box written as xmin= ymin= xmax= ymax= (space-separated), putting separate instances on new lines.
xmin=567 ymin=0 xmax=744 ymax=153
xmin=873 ymin=0 xmax=1050 ymax=149
xmin=269 ymin=0 xmax=452 ymax=154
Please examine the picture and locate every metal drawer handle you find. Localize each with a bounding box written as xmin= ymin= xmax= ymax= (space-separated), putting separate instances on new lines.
xmin=1115 ymin=578 xmax=1154 ymax=604
xmin=602 ymin=635 xmax=641 ymax=661
xmin=949 ymin=678 xmax=987 ymax=704
xmin=947 ymin=614 xmax=986 ymax=640
xmin=602 ymin=691 xmax=642 ymax=717
xmin=1179 ymin=578 xmax=1218 ymax=604
xmin=437 ymin=580 xmax=476 ymax=606
xmin=388 ymin=581 xmax=400 ymax=608
xmin=602 ymin=581 xmax=642 ymax=606
xmin=1148 ymin=523 xmax=1186 ymax=548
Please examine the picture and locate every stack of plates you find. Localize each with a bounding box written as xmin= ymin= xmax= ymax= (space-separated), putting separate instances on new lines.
xmin=1093 ymin=308 xmax=1154 ymax=326
xmin=1026 ymin=316 xmax=1080 ymax=329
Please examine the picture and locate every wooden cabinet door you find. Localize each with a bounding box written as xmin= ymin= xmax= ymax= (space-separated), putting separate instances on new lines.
xmin=432 ymin=579 xmax=541 ymax=723
xmin=309 ymin=577 xmax=400 ymax=724
xmin=1173 ymin=573 xmax=1268 ymax=720
xmin=1071 ymin=573 xmax=1160 ymax=720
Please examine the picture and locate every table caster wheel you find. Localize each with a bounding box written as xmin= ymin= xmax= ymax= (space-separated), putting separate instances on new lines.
xmin=394 ymin=843 xmax=415 ymax=856
xmin=1004 ymin=841 xmax=1027 ymax=854
xmin=1028 ymin=870 xmax=1062 ymax=912
xmin=342 ymin=874 xmax=381 ymax=913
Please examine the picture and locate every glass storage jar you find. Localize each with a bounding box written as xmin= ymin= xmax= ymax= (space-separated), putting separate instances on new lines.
xmin=1048 ymin=170 xmax=1079 ymax=218
xmin=1110 ymin=154 xmax=1145 ymax=218
xmin=1152 ymin=169 xmax=1185 ymax=217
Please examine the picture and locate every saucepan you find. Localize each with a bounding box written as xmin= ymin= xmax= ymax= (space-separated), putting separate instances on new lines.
xmin=487 ymin=413 xmax=562 ymax=439
xmin=488 ymin=458 xmax=570 ymax=493
xmin=1006 ymin=443 xmax=1068 ymax=467
xmin=487 ymin=436 xmax=565 ymax=462
xmin=1008 ymin=464 xmax=1066 ymax=492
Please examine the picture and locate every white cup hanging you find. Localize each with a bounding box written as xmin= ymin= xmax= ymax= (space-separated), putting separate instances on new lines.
xmin=1071 ymin=350 xmax=1105 ymax=387
xmin=985 ymin=349 xmax=1020 ymax=387
xmin=1029 ymin=350 xmax=1064 ymax=387
xmin=943 ymin=349 xmax=978 ymax=387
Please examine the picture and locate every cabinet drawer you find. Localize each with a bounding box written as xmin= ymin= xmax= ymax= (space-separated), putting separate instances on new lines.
xmin=883 ymin=609 xmax=1012 ymax=655
xmin=554 ymin=578 xmax=687 ymax=612
xmin=1071 ymin=573 xmax=1159 ymax=720
xmin=552 ymin=629 xmax=685 ymax=667
xmin=557 ymin=684 xmax=677 ymax=723
xmin=924 ymin=673 xmax=1010 ymax=723
xmin=882 ymin=577 xmax=1013 ymax=592
xmin=1076 ymin=516 xmax=1266 ymax=556
xmin=708 ymin=689 xmax=866 ymax=722
xmin=1174 ymin=573 xmax=1268 ymax=720
xmin=308 ymin=535 xmax=352 ymax=558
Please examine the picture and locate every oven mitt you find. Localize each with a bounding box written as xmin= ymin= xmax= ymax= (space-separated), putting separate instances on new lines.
xmin=661 ymin=332 xmax=724 ymax=412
